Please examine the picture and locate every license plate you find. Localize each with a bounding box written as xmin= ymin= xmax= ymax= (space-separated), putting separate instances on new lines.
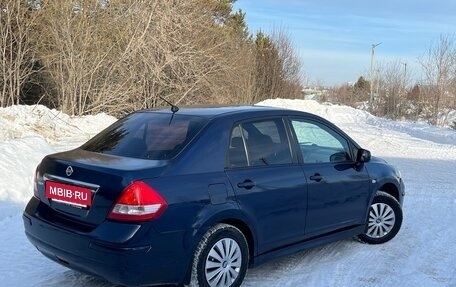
xmin=45 ymin=181 xmax=92 ymax=207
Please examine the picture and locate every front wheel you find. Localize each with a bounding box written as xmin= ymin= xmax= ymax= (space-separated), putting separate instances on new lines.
xmin=190 ymin=224 xmax=249 ymax=287
xmin=358 ymin=191 xmax=403 ymax=244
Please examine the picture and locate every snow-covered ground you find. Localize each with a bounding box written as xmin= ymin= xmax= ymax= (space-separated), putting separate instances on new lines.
xmin=0 ymin=100 xmax=455 ymax=286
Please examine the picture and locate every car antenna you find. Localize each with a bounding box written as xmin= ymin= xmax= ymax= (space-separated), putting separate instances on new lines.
xmin=159 ymin=96 xmax=179 ymax=125
xmin=159 ymin=96 xmax=179 ymax=113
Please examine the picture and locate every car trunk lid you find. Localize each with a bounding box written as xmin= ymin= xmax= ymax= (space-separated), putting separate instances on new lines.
xmin=36 ymin=148 xmax=168 ymax=227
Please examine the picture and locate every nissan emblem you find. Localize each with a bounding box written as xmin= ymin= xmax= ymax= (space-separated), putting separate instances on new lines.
xmin=66 ymin=166 xmax=73 ymax=177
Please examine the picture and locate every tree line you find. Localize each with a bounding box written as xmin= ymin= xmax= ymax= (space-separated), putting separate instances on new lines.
xmin=328 ymin=35 xmax=456 ymax=126
xmin=0 ymin=0 xmax=302 ymax=116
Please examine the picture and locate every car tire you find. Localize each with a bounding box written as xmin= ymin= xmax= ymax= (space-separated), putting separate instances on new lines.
xmin=189 ymin=224 xmax=249 ymax=287
xmin=358 ymin=191 xmax=403 ymax=244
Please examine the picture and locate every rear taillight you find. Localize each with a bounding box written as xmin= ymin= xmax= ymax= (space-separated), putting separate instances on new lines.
xmin=107 ymin=181 xmax=167 ymax=222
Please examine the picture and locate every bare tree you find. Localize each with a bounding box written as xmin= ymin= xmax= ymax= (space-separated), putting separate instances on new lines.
xmin=33 ymin=0 xmax=265 ymax=115
xmin=251 ymin=28 xmax=302 ymax=103
xmin=0 ymin=0 xmax=303 ymax=115
xmin=376 ymin=60 xmax=409 ymax=119
xmin=272 ymin=29 xmax=303 ymax=98
xmin=419 ymin=34 xmax=456 ymax=124
xmin=0 ymin=0 xmax=37 ymax=107
xmin=327 ymin=83 xmax=354 ymax=106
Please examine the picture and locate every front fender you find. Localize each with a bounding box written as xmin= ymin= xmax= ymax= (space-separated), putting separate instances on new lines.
xmin=363 ymin=160 xmax=404 ymax=220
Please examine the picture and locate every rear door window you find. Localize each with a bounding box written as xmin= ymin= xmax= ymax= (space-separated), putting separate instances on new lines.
xmin=82 ymin=112 xmax=207 ymax=160
xmin=227 ymin=118 xmax=292 ymax=168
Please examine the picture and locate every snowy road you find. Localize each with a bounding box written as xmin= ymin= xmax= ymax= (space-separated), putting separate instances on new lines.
xmin=0 ymin=100 xmax=455 ymax=286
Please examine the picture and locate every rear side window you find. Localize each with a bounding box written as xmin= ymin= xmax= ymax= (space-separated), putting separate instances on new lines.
xmin=227 ymin=118 xmax=292 ymax=168
xmin=82 ymin=113 xmax=207 ymax=160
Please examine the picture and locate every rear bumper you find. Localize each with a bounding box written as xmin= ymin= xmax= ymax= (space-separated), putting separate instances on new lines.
xmin=23 ymin=198 xmax=191 ymax=286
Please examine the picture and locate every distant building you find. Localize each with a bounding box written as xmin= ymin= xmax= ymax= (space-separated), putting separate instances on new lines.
xmin=301 ymin=86 xmax=328 ymax=101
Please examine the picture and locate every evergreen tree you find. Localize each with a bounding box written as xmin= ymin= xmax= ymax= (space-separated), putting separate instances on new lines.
xmin=353 ymin=76 xmax=370 ymax=102
xmin=354 ymin=76 xmax=370 ymax=91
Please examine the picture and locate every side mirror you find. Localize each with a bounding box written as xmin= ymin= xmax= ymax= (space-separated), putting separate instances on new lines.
xmin=356 ymin=148 xmax=371 ymax=163
xmin=330 ymin=151 xmax=349 ymax=162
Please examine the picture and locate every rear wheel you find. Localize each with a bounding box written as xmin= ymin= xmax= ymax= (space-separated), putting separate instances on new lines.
xmin=190 ymin=224 xmax=248 ymax=287
xmin=358 ymin=191 xmax=403 ymax=244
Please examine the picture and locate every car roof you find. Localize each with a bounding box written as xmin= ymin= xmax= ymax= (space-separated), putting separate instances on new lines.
xmin=140 ymin=105 xmax=300 ymax=118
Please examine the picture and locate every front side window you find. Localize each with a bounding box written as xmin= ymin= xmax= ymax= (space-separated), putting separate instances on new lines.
xmin=291 ymin=119 xmax=351 ymax=163
xmin=227 ymin=118 xmax=292 ymax=168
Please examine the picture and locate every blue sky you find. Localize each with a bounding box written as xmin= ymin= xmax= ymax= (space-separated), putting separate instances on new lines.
xmin=233 ymin=0 xmax=456 ymax=86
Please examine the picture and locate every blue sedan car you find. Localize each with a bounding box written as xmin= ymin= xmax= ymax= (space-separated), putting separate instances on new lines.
xmin=23 ymin=106 xmax=404 ymax=287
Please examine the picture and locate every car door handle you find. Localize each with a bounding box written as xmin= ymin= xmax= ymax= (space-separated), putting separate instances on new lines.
xmin=310 ymin=173 xmax=323 ymax=182
xmin=237 ymin=180 xmax=255 ymax=190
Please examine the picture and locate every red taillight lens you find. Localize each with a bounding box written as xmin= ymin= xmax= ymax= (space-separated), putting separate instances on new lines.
xmin=107 ymin=181 xmax=167 ymax=222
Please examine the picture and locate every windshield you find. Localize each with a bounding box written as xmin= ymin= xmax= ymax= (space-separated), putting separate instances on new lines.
xmin=81 ymin=112 xmax=208 ymax=160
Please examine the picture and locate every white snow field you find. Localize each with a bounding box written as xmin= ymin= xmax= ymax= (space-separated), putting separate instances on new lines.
xmin=0 ymin=100 xmax=455 ymax=287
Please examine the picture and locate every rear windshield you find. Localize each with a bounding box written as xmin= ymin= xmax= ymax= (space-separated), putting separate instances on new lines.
xmin=81 ymin=112 xmax=208 ymax=160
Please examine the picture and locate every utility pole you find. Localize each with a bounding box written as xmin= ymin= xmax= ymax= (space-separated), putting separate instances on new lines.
xmin=401 ymin=62 xmax=407 ymax=84
xmin=376 ymin=68 xmax=380 ymax=96
xmin=400 ymin=61 xmax=407 ymax=99
xmin=370 ymin=42 xmax=382 ymax=112
xmin=394 ymin=61 xmax=407 ymax=118
xmin=400 ymin=62 xmax=407 ymax=118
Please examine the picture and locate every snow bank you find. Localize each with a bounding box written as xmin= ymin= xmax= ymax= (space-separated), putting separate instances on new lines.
xmin=0 ymin=104 xmax=116 ymax=219
xmin=0 ymin=105 xmax=116 ymax=143
xmin=0 ymin=137 xmax=54 ymax=203
xmin=258 ymin=98 xmax=374 ymax=124
xmin=258 ymin=99 xmax=456 ymax=159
